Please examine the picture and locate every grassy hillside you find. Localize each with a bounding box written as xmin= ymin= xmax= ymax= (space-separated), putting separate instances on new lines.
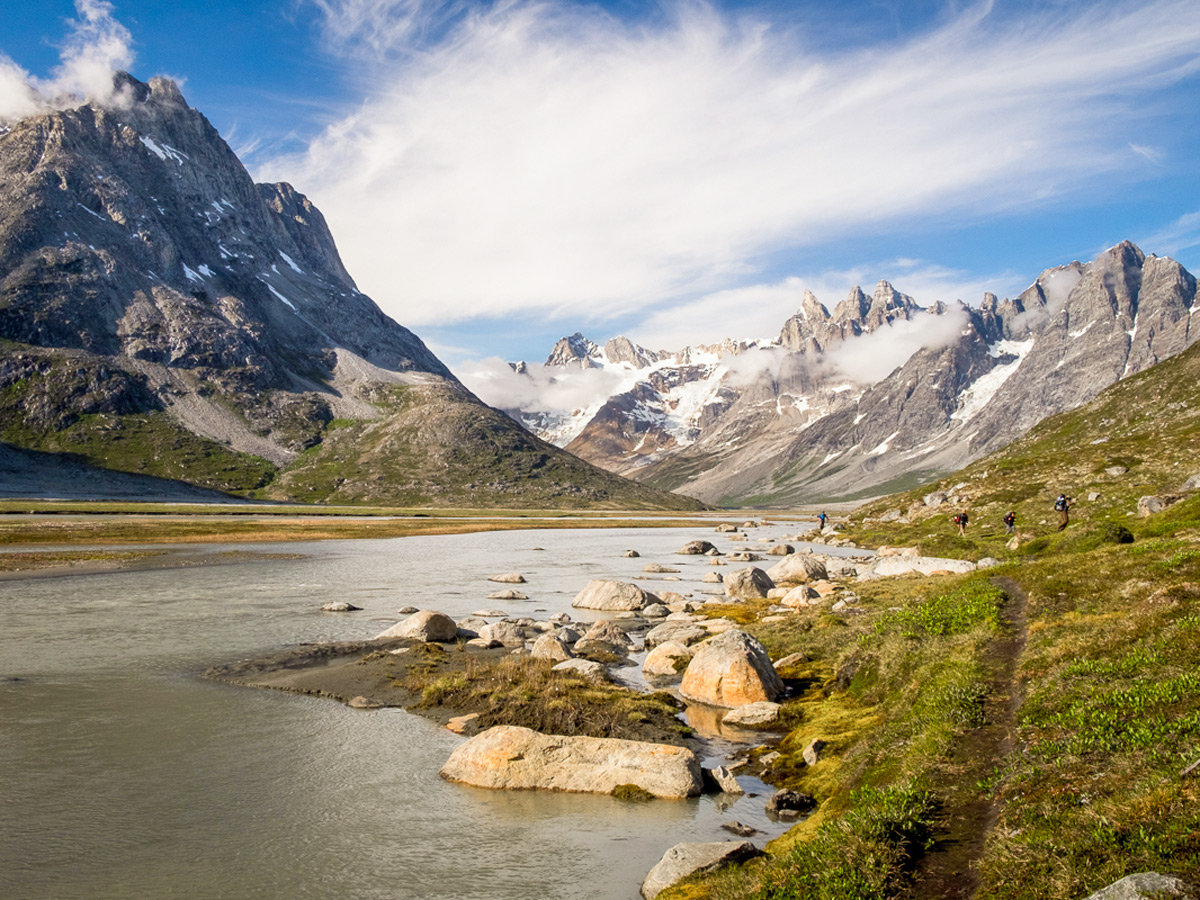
xmin=661 ymin=343 xmax=1200 ymax=899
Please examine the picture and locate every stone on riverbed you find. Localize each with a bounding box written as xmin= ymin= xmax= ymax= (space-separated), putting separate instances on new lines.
xmin=487 ymin=590 xmax=528 ymax=600
xmin=677 ymin=540 xmax=717 ymax=555
xmin=722 ymin=701 xmax=781 ymax=727
xmin=479 ymin=621 xmax=526 ymax=648
xmin=641 ymin=841 xmax=762 ymax=899
xmin=321 ymin=601 xmax=361 ymax=612
xmin=680 ymin=630 xmax=785 ymax=708
xmin=440 ymin=725 xmax=702 ymax=799
xmin=552 ymin=659 xmax=609 ymax=682
xmin=375 ymin=610 xmax=458 ymax=642
xmin=572 ymin=580 xmax=659 ymax=611
xmin=488 ymin=573 xmax=527 ymax=584
xmin=766 ymin=554 xmax=828 ymax=585
xmin=531 ymin=633 xmax=573 ymax=662
xmin=643 ymin=640 xmax=694 ymax=676
xmin=645 ymin=620 xmax=708 ymax=648
xmin=724 ymin=567 xmax=774 ymax=600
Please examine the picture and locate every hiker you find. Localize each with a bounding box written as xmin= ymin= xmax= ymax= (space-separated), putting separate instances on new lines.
xmin=1055 ymin=494 xmax=1072 ymax=531
xmin=954 ymin=509 xmax=969 ymax=536
xmin=1004 ymin=510 xmax=1016 ymax=534
xmin=817 ymin=511 xmax=827 ymax=532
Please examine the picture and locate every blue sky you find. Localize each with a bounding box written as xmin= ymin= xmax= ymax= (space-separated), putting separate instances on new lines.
xmin=3 ymin=0 xmax=1200 ymax=374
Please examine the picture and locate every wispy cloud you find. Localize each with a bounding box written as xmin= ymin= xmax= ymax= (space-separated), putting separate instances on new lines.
xmin=0 ymin=0 xmax=135 ymax=121
xmin=260 ymin=0 xmax=1200 ymax=335
xmin=1139 ymin=209 xmax=1200 ymax=256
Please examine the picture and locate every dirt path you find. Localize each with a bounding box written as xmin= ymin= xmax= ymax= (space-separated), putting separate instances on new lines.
xmin=904 ymin=575 xmax=1029 ymax=899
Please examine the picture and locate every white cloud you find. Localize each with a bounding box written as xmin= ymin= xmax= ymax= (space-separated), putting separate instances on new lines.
xmin=260 ymin=0 xmax=1200 ymax=333
xmin=1139 ymin=209 xmax=1200 ymax=256
xmin=0 ymin=0 xmax=134 ymax=121
xmin=458 ymin=354 xmax=633 ymax=414
xmin=823 ymin=305 xmax=971 ymax=383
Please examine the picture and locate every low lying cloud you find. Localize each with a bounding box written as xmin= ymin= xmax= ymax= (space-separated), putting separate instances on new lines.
xmin=823 ymin=306 xmax=971 ymax=384
xmin=262 ymin=0 xmax=1200 ymax=334
xmin=0 ymin=0 xmax=135 ymax=121
xmin=459 ymin=355 xmax=636 ymax=415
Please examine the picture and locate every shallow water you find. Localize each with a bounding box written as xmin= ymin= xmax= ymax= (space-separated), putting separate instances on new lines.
xmin=0 ymin=524 xmax=847 ymax=899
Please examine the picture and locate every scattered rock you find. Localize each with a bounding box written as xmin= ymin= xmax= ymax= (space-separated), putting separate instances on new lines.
xmin=530 ymin=633 xmax=573 ymax=662
xmin=572 ymin=580 xmax=659 ymax=611
xmin=464 ymin=638 xmax=498 ymax=650
xmin=1106 ymin=466 xmax=1128 ymax=476
xmin=702 ymin=572 xmax=724 ymax=584
xmin=347 ymin=695 xmax=382 ymax=709
xmin=398 ymin=605 xmax=419 ymax=614
xmin=487 ymin=589 xmax=528 ymax=600
xmin=924 ymin=491 xmax=947 ymax=507
xmin=766 ymin=543 xmax=795 ymax=556
xmin=645 ymin=620 xmax=709 ymax=648
xmin=727 ymin=551 xmax=761 ymax=563
xmin=680 ymin=630 xmax=785 ymax=708
xmin=551 ymin=658 xmax=609 ymax=682
xmin=479 ymin=621 xmax=526 ymax=648
xmin=472 ymin=608 xmax=509 ymax=617
xmin=643 ymin=640 xmax=694 ymax=676
xmin=780 ymin=584 xmax=821 ymax=607
xmin=722 ymin=701 xmax=781 ymax=727
xmin=678 ymin=540 xmax=717 ymax=555
xmin=643 ymin=563 xmax=681 ymax=574
xmin=1183 ymin=474 xmax=1200 ymax=492
xmin=802 ymin=739 xmax=826 ymax=766
xmin=642 ymin=603 xmax=670 ymax=618
xmin=549 ymin=612 xmax=572 ymax=624
xmin=580 ymin=620 xmax=635 ymax=648
xmin=724 ymin=567 xmax=775 ymax=600
xmin=375 ymin=610 xmax=458 ymax=642
xmin=1081 ymin=872 xmax=1196 ymax=900
xmin=321 ymin=601 xmax=361 ymax=612
xmin=1088 ymin=491 xmax=1102 ymax=501
xmin=1138 ymin=495 xmax=1179 ymax=517
xmin=623 ymin=550 xmax=641 ymax=558
xmin=641 ymin=841 xmax=762 ymax=900
xmin=714 ymin=524 xmax=739 ymax=533
xmin=863 ymin=556 xmax=977 ymax=579
xmin=488 ymin=573 xmax=527 ymax=584
xmin=766 ymin=554 xmax=828 ymax=585
xmin=441 ymin=725 xmax=703 ymax=800
xmin=446 ymin=713 xmax=481 ymax=735
xmin=772 ymin=651 xmax=808 ymax=670
xmin=721 ymin=821 xmax=758 ymax=837
xmin=977 ymin=557 xmax=1001 ymax=569
xmin=706 ymin=765 xmax=744 ymax=794
xmin=765 ymin=789 xmax=816 ymax=817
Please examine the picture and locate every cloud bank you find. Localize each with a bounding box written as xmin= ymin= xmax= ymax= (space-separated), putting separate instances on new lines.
xmin=261 ymin=0 xmax=1200 ymax=334
xmin=0 ymin=0 xmax=135 ymax=121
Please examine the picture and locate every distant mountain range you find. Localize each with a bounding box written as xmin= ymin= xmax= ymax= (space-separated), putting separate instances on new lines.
xmin=0 ymin=73 xmax=702 ymax=510
xmin=502 ymin=242 xmax=1197 ymax=504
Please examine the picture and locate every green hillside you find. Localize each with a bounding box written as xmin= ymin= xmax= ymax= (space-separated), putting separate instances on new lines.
xmin=662 ymin=342 xmax=1200 ymax=900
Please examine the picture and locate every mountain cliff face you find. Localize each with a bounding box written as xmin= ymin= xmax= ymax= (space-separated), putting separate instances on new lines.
xmin=0 ymin=73 xmax=703 ymax=509
xmin=505 ymin=244 xmax=1197 ymax=504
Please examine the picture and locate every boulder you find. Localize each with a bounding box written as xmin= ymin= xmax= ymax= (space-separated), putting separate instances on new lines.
xmin=643 ymin=563 xmax=681 ymax=573
xmin=765 ymin=789 xmax=816 ymax=817
xmin=727 ymin=552 xmax=761 ymax=562
xmin=721 ymin=821 xmax=758 ymax=837
xmin=446 ymin=713 xmax=481 ymax=735
xmin=375 ymin=610 xmax=458 ymax=642
xmin=641 ymin=841 xmax=762 ymax=899
xmin=766 ymin=554 xmax=828 ymax=585
xmin=479 ymin=621 xmax=526 ymax=648
xmin=780 ymin=585 xmax=821 ymax=608
xmin=472 ymin=609 xmax=508 ymax=618
xmin=643 ymin=640 xmax=694 ymax=676
xmin=1184 ymin=473 xmax=1200 ymax=492
xmin=645 ymin=620 xmax=709 ymax=648
xmin=702 ymin=572 xmax=724 ymax=584
xmin=642 ymin=603 xmax=670 ymax=618
xmin=1138 ymin=495 xmax=1179 ymax=517
xmin=347 ymin=695 xmax=382 ymax=709
xmin=398 ymin=605 xmax=419 ymax=614
xmin=766 ymin=544 xmax=795 ymax=556
xmin=772 ymin=651 xmax=808 ymax=670
xmin=724 ymin=567 xmax=774 ymax=600
xmin=554 ymin=626 xmax=582 ymax=644
xmin=924 ymin=491 xmax=948 ymax=507
xmin=530 ymin=633 xmax=573 ymax=662
xmin=678 ymin=540 xmax=717 ymax=555
xmin=581 ymin=620 xmax=634 ymax=648
xmin=1081 ymin=873 xmax=1196 ymax=900
xmin=572 ymin=580 xmax=659 ymax=611
xmin=487 ymin=589 xmax=528 ymax=600
xmin=722 ymin=701 xmax=782 ymax=727
xmin=551 ymin=659 xmax=609 ymax=682
xmin=488 ymin=573 xmax=527 ymax=584
xmin=680 ymin=630 xmax=785 ymax=707
xmin=441 ymin=725 xmax=702 ymax=799
xmin=623 ymin=550 xmax=641 ymax=558
xmin=714 ymin=523 xmax=739 ymax=533
xmin=802 ymin=739 xmax=826 ymax=766
xmin=321 ymin=601 xmax=361 ymax=612
xmin=707 ymin=765 xmax=743 ymax=794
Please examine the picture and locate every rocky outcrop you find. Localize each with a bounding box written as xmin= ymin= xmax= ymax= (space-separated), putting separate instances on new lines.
xmin=862 ymin=556 xmax=977 ymax=579
xmin=641 ymin=841 xmax=762 ymax=899
xmin=571 ymin=580 xmax=659 ymax=611
xmin=1080 ymin=873 xmax=1196 ymax=900
xmin=679 ymin=630 xmax=785 ymax=707
xmin=375 ymin=610 xmax=458 ymax=642
xmin=766 ymin=554 xmax=828 ymax=585
xmin=439 ymin=725 xmax=702 ymax=799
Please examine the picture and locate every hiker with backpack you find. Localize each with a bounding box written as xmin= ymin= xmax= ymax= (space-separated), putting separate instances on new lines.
xmin=1055 ymin=494 xmax=1072 ymax=531
xmin=1004 ymin=510 xmax=1016 ymax=534
xmin=954 ymin=508 xmax=969 ymax=536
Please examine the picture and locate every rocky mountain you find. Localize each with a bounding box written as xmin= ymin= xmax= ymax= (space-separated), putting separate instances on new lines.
xmin=0 ymin=73 xmax=703 ymax=509
xmin=505 ymin=243 xmax=1197 ymax=505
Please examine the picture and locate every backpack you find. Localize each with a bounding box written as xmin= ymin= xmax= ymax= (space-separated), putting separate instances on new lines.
xmin=1054 ymin=495 xmax=1066 ymax=512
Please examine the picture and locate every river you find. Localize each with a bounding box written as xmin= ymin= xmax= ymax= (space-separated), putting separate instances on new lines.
xmin=0 ymin=524 xmax=831 ymax=900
